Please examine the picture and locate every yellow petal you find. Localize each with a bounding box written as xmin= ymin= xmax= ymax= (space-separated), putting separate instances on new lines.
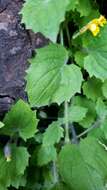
xmin=6 ymin=156 xmax=11 ymax=162
xmin=88 ymin=23 xmax=100 ymax=36
xmin=90 ymin=19 xmax=99 ymax=25
xmin=98 ymin=15 xmax=107 ymax=26
xmin=73 ymin=15 xmax=106 ymax=39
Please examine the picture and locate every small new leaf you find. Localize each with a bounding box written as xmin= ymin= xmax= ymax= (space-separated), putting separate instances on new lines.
xmin=37 ymin=145 xmax=57 ymax=166
xmin=37 ymin=121 xmax=63 ymax=166
xmin=43 ymin=121 xmax=64 ymax=146
xmin=2 ymin=100 xmax=38 ymax=141
xmin=76 ymin=0 xmax=92 ymax=16
xmin=67 ymin=0 xmax=78 ymax=11
xmin=83 ymin=77 xmax=103 ymax=101
xmin=0 ymin=145 xmax=30 ymax=189
xmin=72 ymin=96 xmax=96 ymax=128
xmin=96 ymin=98 xmax=107 ymax=119
xmin=68 ymin=105 xmax=88 ymax=122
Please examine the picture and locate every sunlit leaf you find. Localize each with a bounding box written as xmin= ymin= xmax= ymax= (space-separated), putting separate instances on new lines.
xmin=26 ymin=44 xmax=83 ymax=107
xmin=21 ymin=0 xmax=69 ymax=41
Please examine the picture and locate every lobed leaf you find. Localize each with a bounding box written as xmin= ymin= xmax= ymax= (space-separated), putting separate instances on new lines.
xmin=72 ymin=96 xmax=96 ymax=128
xmin=96 ymin=98 xmax=107 ymax=119
xmin=2 ymin=100 xmax=38 ymax=141
xmin=21 ymin=0 xmax=69 ymax=42
xmin=58 ymin=137 xmax=107 ymax=190
xmin=0 ymin=145 xmax=29 ymax=189
xmin=37 ymin=145 xmax=57 ymax=166
xmin=83 ymin=25 xmax=107 ymax=81
xmin=68 ymin=105 xmax=87 ymax=122
xmin=43 ymin=121 xmax=64 ymax=146
xmin=83 ymin=77 xmax=103 ymax=101
xmin=26 ymin=44 xmax=83 ymax=107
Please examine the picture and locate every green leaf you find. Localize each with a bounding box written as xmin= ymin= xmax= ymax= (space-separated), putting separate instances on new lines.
xmin=26 ymin=44 xmax=83 ymax=107
xmin=102 ymin=79 xmax=107 ymax=98
xmin=67 ymin=0 xmax=92 ymax=16
xmin=96 ymin=98 xmax=107 ymax=119
xmin=72 ymin=96 xmax=96 ymax=128
xmin=52 ymin=63 xmax=83 ymax=104
xmin=83 ymin=77 xmax=103 ymax=101
xmin=76 ymin=0 xmax=92 ymax=16
xmin=67 ymin=0 xmax=78 ymax=11
xmin=83 ymin=25 xmax=107 ymax=81
xmin=0 ymin=121 xmax=4 ymax=128
xmin=51 ymin=183 xmax=71 ymax=190
xmin=21 ymin=0 xmax=69 ymax=42
xmin=0 ymin=145 xmax=29 ymax=189
xmin=11 ymin=174 xmax=26 ymax=189
xmin=26 ymin=44 xmax=67 ymax=107
xmin=58 ymin=137 xmax=107 ymax=190
xmin=43 ymin=121 xmax=64 ymax=146
xmin=74 ymin=51 xmax=85 ymax=68
xmin=79 ymin=9 xmax=100 ymax=26
xmin=88 ymin=127 xmax=105 ymax=141
xmin=100 ymin=118 xmax=107 ymax=140
xmin=0 ymin=185 xmax=7 ymax=190
xmin=37 ymin=145 xmax=57 ymax=166
xmin=37 ymin=121 xmax=63 ymax=166
xmin=58 ymin=104 xmax=87 ymax=125
xmin=42 ymin=167 xmax=54 ymax=190
xmin=68 ymin=105 xmax=87 ymax=122
xmin=95 ymin=99 xmax=107 ymax=140
xmin=2 ymin=100 xmax=38 ymax=141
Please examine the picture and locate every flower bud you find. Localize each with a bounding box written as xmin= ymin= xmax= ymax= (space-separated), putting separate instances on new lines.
xmin=4 ymin=143 xmax=11 ymax=162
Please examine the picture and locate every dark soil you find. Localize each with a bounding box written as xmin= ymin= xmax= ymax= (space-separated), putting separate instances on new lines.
xmin=0 ymin=0 xmax=49 ymax=115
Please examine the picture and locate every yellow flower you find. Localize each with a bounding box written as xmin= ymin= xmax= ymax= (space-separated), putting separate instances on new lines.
xmin=73 ymin=15 xmax=106 ymax=39
xmin=4 ymin=143 xmax=12 ymax=162
xmin=6 ymin=156 xmax=11 ymax=162
xmin=87 ymin=22 xmax=100 ymax=36
xmin=86 ymin=15 xmax=106 ymax=36
xmin=98 ymin=15 xmax=107 ymax=26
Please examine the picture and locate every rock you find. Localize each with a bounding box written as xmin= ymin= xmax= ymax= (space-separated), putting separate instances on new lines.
xmin=0 ymin=0 xmax=49 ymax=115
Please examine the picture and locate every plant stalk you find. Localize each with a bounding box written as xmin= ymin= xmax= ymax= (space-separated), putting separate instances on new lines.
xmin=64 ymin=101 xmax=70 ymax=143
xmin=71 ymin=124 xmax=78 ymax=144
xmin=52 ymin=161 xmax=59 ymax=185
xmin=77 ymin=119 xmax=100 ymax=139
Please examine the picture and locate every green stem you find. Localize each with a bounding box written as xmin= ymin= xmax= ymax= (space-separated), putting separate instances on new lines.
xmin=77 ymin=119 xmax=100 ymax=139
xmin=52 ymin=161 xmax=59 ymax=184
xmin=71 ymin=124 xmax=78 ymax=144
xmin=65 ymin=22 xmax=71 ymax=48
xmin=72 ymin=32 xmax=80 ymax=39
xmin=60 ymin=27 xmax=64 ymax=45
xmin=64 ymin=101 xmax=70 ymax=143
